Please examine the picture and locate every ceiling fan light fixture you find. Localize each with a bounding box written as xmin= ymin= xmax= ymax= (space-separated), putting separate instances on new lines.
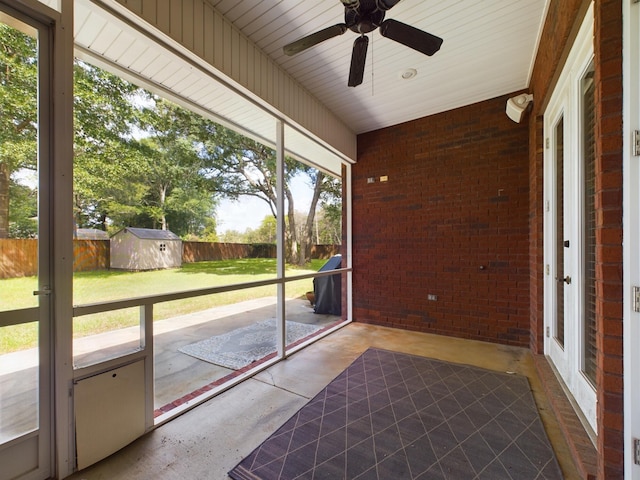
xmin=400 ymin=68 xmax=417 ymax=80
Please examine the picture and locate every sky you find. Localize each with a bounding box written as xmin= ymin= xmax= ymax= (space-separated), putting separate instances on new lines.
xmin=216 ymin=174 xmax=313 ymax=233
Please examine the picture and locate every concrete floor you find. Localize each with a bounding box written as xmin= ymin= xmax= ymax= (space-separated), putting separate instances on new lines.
xmin=67 ymin=322 xmax=580 ymax=480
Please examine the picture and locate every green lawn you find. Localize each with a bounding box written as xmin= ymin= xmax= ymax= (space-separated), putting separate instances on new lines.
xmin=1 ymin=259 xmax=327 ymax=353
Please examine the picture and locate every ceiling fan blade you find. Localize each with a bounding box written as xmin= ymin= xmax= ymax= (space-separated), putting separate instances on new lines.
xmin=348 ymin=35 xmax=369 ymax=87
xmin=283 ymin=24 xmax=348 ymax=56
xmin=376 ymin=0 xmax=402 ymax=10
xmin=380 ymin=18 xmax=443 ymax=56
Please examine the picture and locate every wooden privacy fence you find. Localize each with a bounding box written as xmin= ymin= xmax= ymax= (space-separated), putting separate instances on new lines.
xmin=75 ymin=240 xmax=110 ymax=272
xmin=310 ymin=244 xmax=341 ymax=259
xmin=0 ymin=239 xmax=38 ymax=279
xmin=181 ymin=242 xmax=276 ymax=263
xmin=0 ymin=239 xmax=110 ymax=279
xmin=0 ymin=239 xmax=341 ymax=279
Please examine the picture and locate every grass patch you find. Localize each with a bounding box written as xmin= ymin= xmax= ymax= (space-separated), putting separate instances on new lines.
xmin=1 ymin=258 xmax=329 ymax=353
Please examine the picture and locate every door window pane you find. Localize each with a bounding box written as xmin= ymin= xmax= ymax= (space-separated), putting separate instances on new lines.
xmin=582 ymin=64 xmax=597 ymax=385
xmin=555 ymin=117 xmax=565 ymax=347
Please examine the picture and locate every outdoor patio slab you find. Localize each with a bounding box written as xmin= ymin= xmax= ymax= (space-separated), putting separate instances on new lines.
xmin=66 ymin=322 xmax=581 ymax=480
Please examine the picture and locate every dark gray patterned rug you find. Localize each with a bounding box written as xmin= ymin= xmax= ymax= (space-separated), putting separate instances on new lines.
xmin=229 ymin=348 xmax=563 ymax=479
xmin=179 ymin=320 xmax=322 ymax=370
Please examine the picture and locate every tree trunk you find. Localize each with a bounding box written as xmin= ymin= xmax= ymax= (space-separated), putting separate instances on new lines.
xmin=99 ymin=213 xmax=108 ymax=232
xmin=159 ymin=184 xmax=167 ymax=230
xmin=299 ymin=172 xmax=325 ymax=265
xmin=73 ymin=193 xmax=81 ymax=235
xmin=0 ymin=162 xmax=10 ymax=238
xmin=285 ymin=187 xmax=298 ymax=264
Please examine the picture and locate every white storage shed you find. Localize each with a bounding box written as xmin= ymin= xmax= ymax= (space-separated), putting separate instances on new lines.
xmin=110 ymin=227 xmax=182 ymax=271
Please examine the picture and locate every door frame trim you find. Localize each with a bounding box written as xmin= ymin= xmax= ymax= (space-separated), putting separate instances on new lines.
xmin=50 ymin=0 xmax=75 ymax=478
xmin=623 ymin=0 xmax=640 ymax=476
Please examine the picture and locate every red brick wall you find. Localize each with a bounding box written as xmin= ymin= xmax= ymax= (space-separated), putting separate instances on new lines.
xmin=353 ymin=95 xmax=530 ymax=346
xmin=594 ymin=0 xmax=623 ymax=477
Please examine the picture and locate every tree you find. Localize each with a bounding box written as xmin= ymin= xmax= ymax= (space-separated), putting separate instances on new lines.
xmin=73 ymin=60 xmax=151 ymax=232
xmin=0 ymin=24 xmax=38 ymax=238
xmin=314 ymin=206 xmax=342 ymax=245
xmin=198 ymin=126 xmax=341 ymax=265
xmin=284 ymin=166 xmax=342 ymax=264
xmin=73 ymin=66 xmax=219 ymax=238
xmin=8 ymin=179 xmax=37 ymax=238
xmin=317 ymin=175 xmax=343 ymax=245
xmin=245 ymin=215 xmax=277 ymax=244
xmin=132 ymin=99 xmax=219 ymax=236
xmin=198 ymin=128 xmax=295 ymax=251
xmin=219 ymin=229 xmax=246 ymax=243
xmin=0 ymin=25 xmax=340 ymax=250
xmin=297 ymin=169 xmax=325 ymax=265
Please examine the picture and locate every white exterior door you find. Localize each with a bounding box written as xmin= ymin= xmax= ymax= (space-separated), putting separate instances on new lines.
xmin=544 ymin=4 xmax=597 ymax=434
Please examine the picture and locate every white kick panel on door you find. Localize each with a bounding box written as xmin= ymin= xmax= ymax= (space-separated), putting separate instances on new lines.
xmin=74 ymin=360 xmax=146 ymax=470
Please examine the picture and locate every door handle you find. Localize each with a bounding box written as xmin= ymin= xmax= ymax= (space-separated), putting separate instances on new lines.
xmin=555 ymin=276 xmax=571 ymax=285
xmin=33 ymin=287 xmax=52 ymax=296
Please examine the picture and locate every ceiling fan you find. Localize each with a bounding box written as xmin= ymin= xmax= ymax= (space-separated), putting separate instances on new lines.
xmin=282 ymin=0 xmax=443 ymax=87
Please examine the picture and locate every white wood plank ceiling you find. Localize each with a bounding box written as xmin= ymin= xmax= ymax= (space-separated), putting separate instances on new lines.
xmin=210 ymin=0 xmax=548 ymax=134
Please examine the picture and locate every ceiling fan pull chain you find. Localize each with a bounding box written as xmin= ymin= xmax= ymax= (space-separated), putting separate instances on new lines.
xmin=371 ymin=33 xmax=374 ymax=96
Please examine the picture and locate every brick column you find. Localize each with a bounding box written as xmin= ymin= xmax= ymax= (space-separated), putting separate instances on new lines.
xmin=594 ymin=0 xmax=624 ymax=477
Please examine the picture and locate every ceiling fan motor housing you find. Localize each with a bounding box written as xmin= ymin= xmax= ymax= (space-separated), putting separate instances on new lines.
xmin=341 ymin=0 xmax=402 ymax=11
xmin=345 ymin=6 xmax=385 ymax=34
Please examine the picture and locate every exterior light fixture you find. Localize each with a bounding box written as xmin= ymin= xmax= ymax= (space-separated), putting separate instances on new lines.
xmin=506 ymin=93 xmax=533 ymax=123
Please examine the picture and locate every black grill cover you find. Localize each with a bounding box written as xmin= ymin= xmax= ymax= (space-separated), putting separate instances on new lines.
xmin=313 ymin=255 xmax=342 ymax=315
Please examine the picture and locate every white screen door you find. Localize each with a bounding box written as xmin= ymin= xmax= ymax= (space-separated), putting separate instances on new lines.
xmin=0 ymin=5 xmax=52 ymax=479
